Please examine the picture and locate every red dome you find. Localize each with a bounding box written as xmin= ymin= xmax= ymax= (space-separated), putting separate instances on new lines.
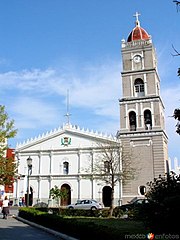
xmin=127 ymin=19 xmax=150 ymax=42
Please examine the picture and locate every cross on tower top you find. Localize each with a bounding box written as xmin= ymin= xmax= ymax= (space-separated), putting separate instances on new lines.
xmin=133 ymin=12 xmax=141 ymax=26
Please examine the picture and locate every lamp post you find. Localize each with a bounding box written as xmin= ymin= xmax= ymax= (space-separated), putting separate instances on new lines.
xmin=27 ymin=156 xmax=32 ymax=207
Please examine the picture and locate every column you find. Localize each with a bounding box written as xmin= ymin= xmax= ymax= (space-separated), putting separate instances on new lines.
xmin=14 ymin=179 xmax=18 ymax=206
xmin=77 ymin=151 xmax=81 ymax=199
xmin=125 ymin=103 xmax=128 ymax=129
xmin=90 ymin=151 xmax=94 ymax=199
xmin=130 ymin=75 xmax=133 ymax=97
xmin=151 ymin=101 xmax=155 ymax=127
xmin=141 ymin=51 xmax=145 ymax=69
xmin=49 ymin=151 xmax=53 ymax=174
xmin=119 ymin=144 xmax=123 ymax=206
xmin=140 ymin=102 xmax=143 ymax=128
xmin=118 ymin=178 xmax=123 ymax=206
xmin=136 ymin=103 xmax=139 ymax=128
xmin=14 ymin=153 xmax=20 ymax=205
xmin=48 ymin=176 xmax=52 ymax=207
xmin=77 ymin=151 xmax=81 ymax=174
xmin=37 ymin=176 xmax=41 ymax=203
xmin=144 ymin=73 xmax=147 ymax=95
xmin=91 ymin=177 xmax=94 ymax=200
xmin=38 ymin=152 xmax=42 ymax=175
xmin=77 ymin=177 xmax=81 ymax=200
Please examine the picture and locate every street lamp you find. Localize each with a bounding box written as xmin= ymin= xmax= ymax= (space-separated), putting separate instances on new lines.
xmin=27 ymin=156 xmax=32 ymax=207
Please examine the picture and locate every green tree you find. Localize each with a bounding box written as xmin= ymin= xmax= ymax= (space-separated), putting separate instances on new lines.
xmin=173 ymin=109 xmax=180 ymax=134
xmin=139 ymin=172 xmax=180 ymax=234
xmin=49 ymin=185 xmax=68 ymax=207
xmin=173 ymin=0 xmax=180 ymax=11
xmin=172 ymin=1 xmax=180 ymax=133
xmin=0 ymin=105 xmax=17 ymax=185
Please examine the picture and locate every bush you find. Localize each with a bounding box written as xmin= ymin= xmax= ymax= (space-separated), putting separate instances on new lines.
xmin=18 ymin=208 xmax=147 ymax=239
xmin=112 ymin=207 xmax=125 ymax=218
xmin=22 ymin=206 xmax=124 ymax=218
xmin=18 ymin=207 xmax=47 ymax=223
xmin=18 ymin=208 xmax=110 ymax=239
xmin=137 ymin=172 xmax=180 ymax=234
xmin=33 ymin=202 xmax=48 ymax=208
xmin=19 ymin=209 xmax=65 ymax=238
xmin=34 ymin=207 xmax=110 ymax=217
xmin=60 ymin=208 xmax=99 ymax=217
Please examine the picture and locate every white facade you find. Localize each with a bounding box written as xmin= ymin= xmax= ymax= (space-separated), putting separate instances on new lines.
xmin=14 ymin=124 xmax=122 ymax=207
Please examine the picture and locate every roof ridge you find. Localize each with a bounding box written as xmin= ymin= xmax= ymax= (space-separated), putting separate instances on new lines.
xmin=16 ymin=124 xmax=117 ymax=148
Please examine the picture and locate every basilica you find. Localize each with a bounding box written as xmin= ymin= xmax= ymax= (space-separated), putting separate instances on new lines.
xmin=14 ymin=13 xmax=168 ymax=207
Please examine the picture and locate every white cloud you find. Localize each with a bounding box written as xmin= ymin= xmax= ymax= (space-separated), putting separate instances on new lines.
xmin=1 ymin=60 xmax=121 ymax=130
xmin=162 ymin=84 xmax=180 ymax=159
xmin=68 ymin=62 xmax=121 ymax=117
xmin=2 ymin=60 xmax=121 ymax=145
xmin=11 ymin=97 xmax=60 ymax=129
xmin=0 ymin=68 xmax=56 ymax=93
xmin=4 ymin=58 xmax=180 ymax=161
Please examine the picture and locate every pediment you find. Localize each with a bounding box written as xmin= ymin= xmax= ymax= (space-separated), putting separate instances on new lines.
xmin=16 ymin=125 xmax=117 ymax=152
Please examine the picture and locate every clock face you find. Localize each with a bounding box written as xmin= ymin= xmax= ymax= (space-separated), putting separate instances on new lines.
xmin=133 ymin=55 xmax=141 ymax=63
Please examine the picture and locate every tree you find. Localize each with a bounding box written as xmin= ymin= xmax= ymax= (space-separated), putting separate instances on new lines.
xmin=139 ymin=172 xmax=180 ymax=234
xmin=0 ymin=105 xmax=17 ymax=185
xmin=173 ymin=108 xmax=180 ymax=134
xmin=85 ymin=140 xmax=135 ymax=217
xmin=172 ymin=1 xmax=180 ymax=75
xmin=171 ymin=1 xmax=180 ymax=133
xmin=49 ymin=185 xmax=68 ymax=207
xmin=173 ymin=0 xmax=180 ymax=11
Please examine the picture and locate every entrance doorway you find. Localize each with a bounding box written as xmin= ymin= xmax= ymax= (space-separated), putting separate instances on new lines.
xmin=102 ymin=186 xmax=112 ymax=207
xmin=60 ymin=184 xmax=71 ymax=206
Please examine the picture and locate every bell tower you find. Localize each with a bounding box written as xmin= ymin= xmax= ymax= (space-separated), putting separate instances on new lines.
xmin=119 ymin=13 xmax=168 ymax=203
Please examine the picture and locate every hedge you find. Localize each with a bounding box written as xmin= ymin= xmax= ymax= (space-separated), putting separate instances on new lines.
xmin=33 ymin=207 xmax=123 ymax=218
xmin=18 ymin=208 xmax=146 ymax=240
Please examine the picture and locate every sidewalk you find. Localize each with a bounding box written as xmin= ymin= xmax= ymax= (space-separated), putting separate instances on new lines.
xmin=0 ymin=208 xmax=78 ymax=240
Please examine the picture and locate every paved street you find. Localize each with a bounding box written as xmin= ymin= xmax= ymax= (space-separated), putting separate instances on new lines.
xmin=0 ymin=216 xmax=63 ymax=240
xmin=0 ymin=208 xmax=70 ymax=240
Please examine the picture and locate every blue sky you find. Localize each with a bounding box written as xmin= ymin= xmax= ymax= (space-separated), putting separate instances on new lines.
xmin=1 ymin=1 xmax=180 ymax=166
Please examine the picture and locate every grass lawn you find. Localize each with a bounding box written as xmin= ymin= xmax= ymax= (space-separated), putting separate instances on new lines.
xmin=61 ymin=217 xmax=149 ymax=239
xmin=18 ymin=208 xmax=150 ymax=239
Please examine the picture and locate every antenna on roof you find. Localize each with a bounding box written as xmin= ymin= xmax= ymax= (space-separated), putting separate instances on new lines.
xmin=64 ymin=89 xmax=71 ymax=126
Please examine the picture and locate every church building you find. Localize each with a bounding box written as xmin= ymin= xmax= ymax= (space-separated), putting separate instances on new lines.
xmin=14 ymin=13 xmax=168 ymax=206
xmin=14 ymin=124 xmax=121 ymax=207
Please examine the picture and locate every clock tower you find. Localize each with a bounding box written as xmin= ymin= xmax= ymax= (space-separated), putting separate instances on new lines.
xmin=119 ymin=13 xmax=168 ymax=203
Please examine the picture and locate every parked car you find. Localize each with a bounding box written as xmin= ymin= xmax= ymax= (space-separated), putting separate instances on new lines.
xmin=119 ymin=198 xmax=148 ymax=211
xmin=67 ymin=199 xmax=103 ymax=210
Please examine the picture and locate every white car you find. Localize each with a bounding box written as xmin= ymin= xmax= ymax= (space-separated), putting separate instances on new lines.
xmin=67 ymin=199 xmax=103 ymax=210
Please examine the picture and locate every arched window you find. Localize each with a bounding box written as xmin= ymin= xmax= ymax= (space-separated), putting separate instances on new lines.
xmin=139 ymin=185 xmax=146 ymax=195
xmin=144 ymin=109 xmax=152 ymax=130
xmin=134 ymin=78 xmax=145 ymax=97
xmin=104 ymin=161 xmax=110 ymax=173
xmin=63 ymin=161 xmax=69 ymax=175
xmin=129 ymin=111 xmax=136 ymax=131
